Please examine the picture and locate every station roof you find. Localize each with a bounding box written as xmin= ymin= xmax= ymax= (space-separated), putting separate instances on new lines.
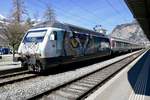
xmin=125 ymin=0 xmax=150 ymax=40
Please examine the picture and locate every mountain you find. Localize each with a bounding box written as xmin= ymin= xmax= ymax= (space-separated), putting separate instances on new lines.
xmin=0 ymin=14 xmax=6 ymax=20
xmin=0 ymin=14 xmax=7 ymax=23
xmin=110 ymin=21 xmax=150 ymax=44
xmin=0 ymin=14 xmax=9 ymax=47
xmin=0 ymin=27 xmax=8 ymax=47
xmin=0 ymin=32 xmax=8 ymax=47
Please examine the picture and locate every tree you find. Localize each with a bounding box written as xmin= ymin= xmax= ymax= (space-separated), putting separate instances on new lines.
xmin=0 ymin=0 xmax=32 ymax=60
xmin=12 ymin=0 xmax=26 ymax=23
xmin=33 ymin=11 xmax=40 ymax=22
xmin=25 ymin=17 xmax=34 ymax=29
xmin=1 ymin=22 xmax=27 ymax=51
xmin=44 ymin=4 xmax=56 ymax=23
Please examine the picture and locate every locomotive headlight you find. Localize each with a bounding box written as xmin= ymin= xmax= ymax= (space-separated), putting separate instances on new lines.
xmin=36 ymin=49 xmax=41 ymax=57
xmin=35 ymin=53 xmax=41 ymax=59
xmin=35 ymin=44 xmax=40 ymax=54
xmin=34 ymin=43 xmax=42 ymax=59
xmin=18 ymin=53 xmax=21 ymax=55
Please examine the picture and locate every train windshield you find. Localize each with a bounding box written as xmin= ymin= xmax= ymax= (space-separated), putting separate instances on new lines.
xmin=23 ymin=30 xmax=47 ymax=43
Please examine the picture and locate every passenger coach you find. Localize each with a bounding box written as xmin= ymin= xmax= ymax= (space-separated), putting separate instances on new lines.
xmin=110 ymin=37 xmax=143 ymax=53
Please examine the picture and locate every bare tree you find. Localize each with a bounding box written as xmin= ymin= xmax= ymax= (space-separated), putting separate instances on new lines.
xmin=0 ymin=0 xmax=32 ymax=60
xmin=33 ymin=11 xmax=40 ymax=22
xmin=44 ymin=4 xmax=56 ymax=23
xmin=0 ymin=22 xmax=29 ymax=60
xmin=12 ymin=0 xmax=26 ymax=23
xmin=25 ymin=17 xmax=34 ymax=29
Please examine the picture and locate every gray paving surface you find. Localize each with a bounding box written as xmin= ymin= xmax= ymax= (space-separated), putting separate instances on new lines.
xmin=0 ymin=54 xmax=21 ymax=71
xmin=0 ymin=51 xmax=141 ymax=100
xmin=86 ymin=49 xmax=150 ymax=100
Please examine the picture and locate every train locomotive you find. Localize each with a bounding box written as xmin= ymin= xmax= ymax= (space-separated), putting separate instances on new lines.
xmin=18 ymin=22 xmax=111 ymax=72
xmin=18 ymin=21 xmax=142 ymax=72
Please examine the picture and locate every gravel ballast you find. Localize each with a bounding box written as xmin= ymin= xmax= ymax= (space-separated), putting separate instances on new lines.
xmin=0 ymin=50 xmax=142 ymax=100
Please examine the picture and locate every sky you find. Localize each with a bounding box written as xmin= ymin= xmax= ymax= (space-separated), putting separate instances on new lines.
xmin=0 ymin=0 xmax=134 ymax=34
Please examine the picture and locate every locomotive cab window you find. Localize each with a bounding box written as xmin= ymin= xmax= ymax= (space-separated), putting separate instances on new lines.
xmin=50 ymin=31 xmax=57 ymax=40
xmin=23 ymin=30 xmax=47 ymax=43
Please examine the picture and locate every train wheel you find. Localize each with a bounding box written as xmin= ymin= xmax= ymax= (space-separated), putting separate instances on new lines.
xmin=35 ymin=62 xmax=43 ymax=73
xmin=21 ymin=61 xmax=28 ymax=68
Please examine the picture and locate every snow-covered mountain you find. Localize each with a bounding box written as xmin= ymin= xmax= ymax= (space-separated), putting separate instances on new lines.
xmin=0 ymin=14 xmax=9 ymax=46
xmin=0 ymin=14 xmax=6 ymax=20
xmin=110 ymin=21 xmax=150 ymax=44
xmin=0 ymin=14 xmax=7 ymax=23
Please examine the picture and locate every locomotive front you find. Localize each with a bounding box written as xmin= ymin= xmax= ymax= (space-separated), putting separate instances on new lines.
xmin=18 ymin=28 xmax=48 ymax=72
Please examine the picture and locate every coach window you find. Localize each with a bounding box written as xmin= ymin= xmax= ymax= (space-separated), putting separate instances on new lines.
xmin=50 ymin=31 xmax=57 ymax=40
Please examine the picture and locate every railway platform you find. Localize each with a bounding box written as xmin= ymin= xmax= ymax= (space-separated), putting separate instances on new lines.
xmin=0 ymin=54 xmax=21 ymax=74
xmin=0 ymin=61 xmax=21 ymax=71
xmin=86 ymin=49 xmax=150 ymax=100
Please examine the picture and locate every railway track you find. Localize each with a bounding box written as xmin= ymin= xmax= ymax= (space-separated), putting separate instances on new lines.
xmin=0 ymin=70 xmax=38 ymax=87
xmin=28 ymin=50 xmax=145 ymax=100
xmin=0 ymin=66 xmax=28 ymax=76
xmin=0 ymin=70 xmax=29 ymax=79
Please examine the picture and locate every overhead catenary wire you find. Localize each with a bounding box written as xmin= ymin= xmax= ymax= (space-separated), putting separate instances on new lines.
xmin=105 ymin=0 xmax=128 ymax=22
xmin=37 ymin=0 xmax=100 ymax=29
xmin=26 ymin=0 xmax=130 ymax=31
xmin=70 ymin=0 xmax=129 ymax=25
xmin=26 ymin=0 xmax=95 ymax=28
xmin=69 ymin=0 xmax=107 ymax=24
xmin=117 ymin=0 xmax=134 ymax=19
xmin=40 ymin=0 xmax=100 ymax=25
